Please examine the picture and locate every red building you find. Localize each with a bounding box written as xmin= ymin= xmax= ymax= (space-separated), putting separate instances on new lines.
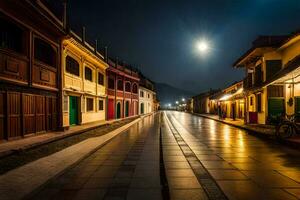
xmin=106 ymin=59 xmax=139 ymax=120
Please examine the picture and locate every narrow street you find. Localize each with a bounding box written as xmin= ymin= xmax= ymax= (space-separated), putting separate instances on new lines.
xmin=29 ymin=111 xmax=300 ymax=200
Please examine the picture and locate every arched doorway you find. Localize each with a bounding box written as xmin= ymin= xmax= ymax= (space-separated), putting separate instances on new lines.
xmin=140 ymin=103 xmax=144 ymax=114
xmin=116 ymin=102 xmax=121 ymax=119
xmin=125 ymin=101 xmax=129 ymax=117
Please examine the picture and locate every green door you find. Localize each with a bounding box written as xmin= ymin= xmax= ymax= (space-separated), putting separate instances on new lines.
xmin=116 ymin=102 xmax=121 ymax=119
xmin=268 ymin=98 xmax=284 ymax=122
xmin=69 ymin=96 xmax=78 ymax=125
xmin=125 ymin=101 xmax=129 ymax=117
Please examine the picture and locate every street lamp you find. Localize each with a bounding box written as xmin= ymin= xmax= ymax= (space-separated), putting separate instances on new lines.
xmin=176 ymin=101 xmax=179 ymax=104
xmin=182 ymin=98 xmax=185 ymax=102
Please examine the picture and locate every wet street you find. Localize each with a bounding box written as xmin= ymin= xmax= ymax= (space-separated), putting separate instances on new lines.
xmin=30 ymin=111 xmax=300 ymax=200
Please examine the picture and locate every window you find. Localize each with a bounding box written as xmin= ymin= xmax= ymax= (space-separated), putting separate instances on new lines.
xmin=125 ymin=82 xmax=131 ymax=92
xmin=99 ymin=100 xmax=104 ymax=111
xmin=257 ymin=93 xmax=262 ymax=112
xmin=108 ymin=78 xmax=115 ymax=89
xmin=148 ymin=94 xmax=150 ymax=98
xmin=250 ymin=96 xmax=253 ymax=106
xmin=254 ymin=64 xmax=263 ymax=86
xmin=0 ymin=18 xmax=24 ymax=53
xmin=34 ymin=37 xmax=56 ymax=67
xmin=98 ymin=72 xmax=104 ymax=85
xmin=86 ymin=98 xmax=94 ymax=111
xmin=132 ymin=84 xmax=138 ymax=93
xmin=66 ymin=56 xmax=80 ymax=76
xmin=266 ymin=60 xmax=282 ymax=81
xmin=117 ymin=80 xmax=123 ymax=90
xmin=140 ymin=91 xmax=144 ymax=97
xmin=85 ymin=67 xmax=93 ymax=81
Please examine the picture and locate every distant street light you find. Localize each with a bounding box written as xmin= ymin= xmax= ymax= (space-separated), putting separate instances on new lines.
xmin=176 ymin=101 xmax=179 ymax=104
xmin=182 ymin=98 xmax=185 ymax=102
xmin=168 ymin=103 xmax=171 ymax=107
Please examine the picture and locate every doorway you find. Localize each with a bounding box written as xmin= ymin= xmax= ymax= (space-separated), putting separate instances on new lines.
xmin=69 ymin=96 xmax=79 ymax=125
xmin=117 ymin=102 xmax=121 ymax=119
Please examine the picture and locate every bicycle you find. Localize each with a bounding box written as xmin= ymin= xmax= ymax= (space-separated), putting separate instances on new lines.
xmin=275 ymin=114 xmax=299 ymax=139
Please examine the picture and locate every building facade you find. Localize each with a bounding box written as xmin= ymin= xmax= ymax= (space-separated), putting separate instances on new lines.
xmin=61 ymin=32 xmax=108 ymax=128
xmin=192 ymin=90 xmax=219 ymax=114
xmin=0 ymin=0 xmax=65 ymax=140
xmin=217 ymin=81 xmax=244 ymax=120
xmin=234 ymin=36 xmax=289 ymax=124
xmin=139 ymin=77 xmax=156 ymax=115
xmin=106 ymin=60 xmax=140 ymax=120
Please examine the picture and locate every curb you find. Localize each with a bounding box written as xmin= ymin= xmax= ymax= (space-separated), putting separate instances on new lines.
xmin=0 ymin=114 xmax=151 ymax=200
xmin=0 ymin=117 xmax=138 ymax=159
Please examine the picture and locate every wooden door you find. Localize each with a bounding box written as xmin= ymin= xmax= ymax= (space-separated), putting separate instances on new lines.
xmin=35 ymin=95 xmax=45 ymax=133
xmin=7 ymin=92 xmax=21 ymax=138
xmin=46 ymin=96 xmax=57 ymax=131
xmin=23 ymin=94 xmax=36 ymax=135
xmin=0 ymin=92 xmax=4 ymax=140
xmin=108 ymin=99 xmax=114 ymax=120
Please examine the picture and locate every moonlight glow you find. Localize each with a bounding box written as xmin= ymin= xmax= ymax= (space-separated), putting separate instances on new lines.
xmin=196 ymin=40 xmax=210 ymax=54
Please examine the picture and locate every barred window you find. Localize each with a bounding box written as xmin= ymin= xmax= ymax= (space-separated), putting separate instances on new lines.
xmin=66 ymin=56 xmax=79 ymax=76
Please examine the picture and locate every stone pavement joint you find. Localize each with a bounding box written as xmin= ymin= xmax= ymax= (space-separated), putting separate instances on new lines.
xmin=164 ymin=112 xmax=228 ymax=200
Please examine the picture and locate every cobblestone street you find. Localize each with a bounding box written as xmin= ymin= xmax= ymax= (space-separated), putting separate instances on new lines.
xmin=28 ymin=112 xmax=300 ymax=199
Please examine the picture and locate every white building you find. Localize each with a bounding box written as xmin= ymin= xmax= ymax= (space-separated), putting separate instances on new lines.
xmin=139 ymin=86 xmax=156 ymax=115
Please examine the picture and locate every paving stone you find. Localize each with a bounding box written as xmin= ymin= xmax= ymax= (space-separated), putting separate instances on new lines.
xmin=170 ymin=189 xmax=209 ymax=200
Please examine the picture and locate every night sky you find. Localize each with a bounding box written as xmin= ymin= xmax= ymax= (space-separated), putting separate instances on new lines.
xmin=68 ymin=0 xmax=300 ymax=93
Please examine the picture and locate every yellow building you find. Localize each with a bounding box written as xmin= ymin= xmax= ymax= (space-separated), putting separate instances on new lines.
xmin=61 ymin=32 xmax=108 ymax=128
xmin=218 ymin=81 xmax=244 ymax=120
xmin=234 ymin=35 xmax=300 ymax=124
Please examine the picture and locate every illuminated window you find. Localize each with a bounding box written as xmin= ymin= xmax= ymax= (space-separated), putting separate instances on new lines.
xmin=132 ymin=84 xmax=138 ymax=93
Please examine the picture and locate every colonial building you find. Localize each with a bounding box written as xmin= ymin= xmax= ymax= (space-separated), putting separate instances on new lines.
xmin=234 ymin=36 xmax=289 ymax=124
xmin=192 ymin=90 xmax=219 ymax=114
xmin=217 ymin=81 xmax=244 ymax=120
xmin=0 ymin=0 xmax=65 ymax=140
xmin=106 ymin=59 xmax=139 ymax=120
xmin=139 ymin=76 xmax=156 ymax=115
xmin=61 ymin=31 xmax=108 ymax=128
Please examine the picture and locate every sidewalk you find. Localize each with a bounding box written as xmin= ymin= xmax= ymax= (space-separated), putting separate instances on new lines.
xmin=194 ymin=113 xmax=275 ymax=135
xmin=0 ymin=116 xmax=137 ymax=158
xmin=193 ymin=113 xmax=300 ymax=147
xmin=0 ymin=116 xmax=145 ymax=200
